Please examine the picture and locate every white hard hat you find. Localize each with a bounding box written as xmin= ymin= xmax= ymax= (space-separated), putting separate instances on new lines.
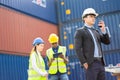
xmin=82 ymin=8 xmax=98 ymax=19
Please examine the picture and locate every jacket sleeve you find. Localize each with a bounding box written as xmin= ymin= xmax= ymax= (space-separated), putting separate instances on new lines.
xmin=74 ymin=29 xmax=87 ymax=65
xmin=100 ymin=33 xmax=110 ymax=45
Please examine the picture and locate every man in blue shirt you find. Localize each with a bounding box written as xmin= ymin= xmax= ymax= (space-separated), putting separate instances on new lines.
xmin=46 ymin=33 xmax=69 ymax=80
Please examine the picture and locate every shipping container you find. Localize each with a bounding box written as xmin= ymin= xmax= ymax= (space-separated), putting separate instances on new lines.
xmin=67 ymin=52 xmax=120 ymax=80
xmin=0 ymin=0 xmax=57 ymax=24
xmin=59 ymin=11 xmax=120 ymax=80
xmin=0 ymin=6 xmax=58 ymax=56
xmin=0 ymin=53 xmax=29 ymax=80
xmin=0 ymin=52 xmax=119 ymax=80
xmin=56 ymin=0 xmax=120 ymax=23
xmin=0 ymin=53 xmax=49 ymax=80
xmin=95 ymin=12 xmax=120 ymax=51
xmin=59 ymin=12 xmax=120 ymax=53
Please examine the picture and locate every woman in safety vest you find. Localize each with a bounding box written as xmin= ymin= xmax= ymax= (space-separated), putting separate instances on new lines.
xmin=28 ymin=37 xmax=48 ymax=80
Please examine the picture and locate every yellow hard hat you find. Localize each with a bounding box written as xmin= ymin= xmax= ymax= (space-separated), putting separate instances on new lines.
xmin=48 ymin=33 xmax=59 ymax=43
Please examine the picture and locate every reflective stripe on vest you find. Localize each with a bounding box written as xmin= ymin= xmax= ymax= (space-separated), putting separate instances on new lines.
xmin=28 ymin=51 xmax=47 ymax=80
xmin=47 ymin=46 xmax=67 ymax=74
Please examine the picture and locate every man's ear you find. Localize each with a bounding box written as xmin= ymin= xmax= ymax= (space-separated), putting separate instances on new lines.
xmin=83 ymin=17 xmax=86 ymax=23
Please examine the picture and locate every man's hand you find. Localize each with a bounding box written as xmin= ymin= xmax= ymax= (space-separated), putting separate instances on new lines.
xmin=83 ymin=63 xmax=88 ymax=70
xmin=51 ymin=58 xmax=55 ymax=62
xmin=59 ymin=54 xmax=69 ymax=64
xmin=58 ymin=54 xmax=64 ymax=59
xmin=98 ymin=20 xmax=106 ymax=33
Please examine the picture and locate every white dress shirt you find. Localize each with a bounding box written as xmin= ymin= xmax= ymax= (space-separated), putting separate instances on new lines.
xmin=85 ymin=24 xmax=106 ymax=57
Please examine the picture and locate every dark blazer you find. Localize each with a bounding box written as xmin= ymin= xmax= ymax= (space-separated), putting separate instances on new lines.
xmin=74 ymin=26 xmax=110 ymax=66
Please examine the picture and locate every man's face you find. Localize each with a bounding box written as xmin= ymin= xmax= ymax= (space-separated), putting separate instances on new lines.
xmin=51 ymin=42 xmax=58 ymax=48
xmin=84 ymin=14 xmax=96 ymax=26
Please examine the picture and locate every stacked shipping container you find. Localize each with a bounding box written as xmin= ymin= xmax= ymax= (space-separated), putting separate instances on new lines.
xmin=0 ymin=6 xmax=58 ymax=56
xmin=0 ymin=0 xmax=120 ymax=80
xmin=56 ymin=0 xmax=120 ymax=80
xmin=0 ymin=0 xmax=58 ymax=79
xmin=0 ymin=0 xmax=57 ymax=24
xmin=57 ymin=0 xmax=120 ymax=23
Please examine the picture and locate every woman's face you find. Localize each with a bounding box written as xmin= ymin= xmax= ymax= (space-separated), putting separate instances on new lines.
xmin=37 ymin=43 xmax=44 ymax=52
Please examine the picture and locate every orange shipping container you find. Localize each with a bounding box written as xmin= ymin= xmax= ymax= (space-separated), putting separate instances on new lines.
xmin=0 ymin=6 xmax=58 ymax=56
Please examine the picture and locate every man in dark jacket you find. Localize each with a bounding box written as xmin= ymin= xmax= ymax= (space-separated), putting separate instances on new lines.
xmin=74 ymin=8 xmax=110 ymax=80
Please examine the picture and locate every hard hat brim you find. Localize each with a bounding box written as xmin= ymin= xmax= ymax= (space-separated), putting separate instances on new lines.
xmin=82 ymin=13 xmax=99 ymax=19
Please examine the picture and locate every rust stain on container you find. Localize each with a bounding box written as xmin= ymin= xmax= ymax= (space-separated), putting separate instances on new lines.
xmin=0 ymin=7 xmax=58 ymax=56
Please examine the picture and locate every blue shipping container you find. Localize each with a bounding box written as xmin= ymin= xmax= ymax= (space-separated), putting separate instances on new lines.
xmin=59 ymin=12 xmax=120 ymax=52
xmin=0 ymin=53 xmax=49 ymax=80
xmin=56 ymin=0 xmax=120 ymax=23
xmin=0 ymin=0 xmax=57 ymax=24
xmin=67 ymin=52 xmax=120 ymax=80
xmin=59 ymin=10 xmax=120 ymax=80
xmin=0 ymin=53 xmax=29 ymax=80
xmin=0 ymin=52 xmax=120 ymax=80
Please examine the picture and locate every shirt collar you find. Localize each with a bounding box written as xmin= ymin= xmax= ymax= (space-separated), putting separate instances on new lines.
xmin=52 ymin=46 xmax=59 ymax=50
xmin=84 ymin=24 xmax=94 ymax=29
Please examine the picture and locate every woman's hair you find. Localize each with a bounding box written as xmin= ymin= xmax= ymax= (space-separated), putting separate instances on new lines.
xmin=30 ymin=44 xmax=40 ymax=55
xmin=34 ymin=44 xmax=40 ymax=51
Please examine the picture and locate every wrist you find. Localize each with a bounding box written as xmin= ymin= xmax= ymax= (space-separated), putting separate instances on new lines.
xmin=101 ymin=28 xmax=106 ymax=34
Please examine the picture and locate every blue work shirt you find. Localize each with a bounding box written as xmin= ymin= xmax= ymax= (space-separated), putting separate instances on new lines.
xmin=52 ymin=46 xmax=68 ymax=57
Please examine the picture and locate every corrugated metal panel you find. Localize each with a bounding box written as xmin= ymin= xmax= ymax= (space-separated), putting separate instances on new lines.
xmin=68 ymin=55 xmax=85 ymax=80
xmin=59 ymin=12 xmax=120 ymax=53
xmin=0 ymin=53 xmax=29 ymax=80
xmin=0 ymin=6 xmax=58 ymax=56
xmin=60 ymin=21 xmax=82 ymax=56
xmin=57 ymin=0 xmax=120 ymax=23
xmin=1 ymin=0 xmax=57 ymax=24
xmin=0 ymin=52 xmax=119 ymax=80
xmin=94 ymin=12 xmax=120 ymax=51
